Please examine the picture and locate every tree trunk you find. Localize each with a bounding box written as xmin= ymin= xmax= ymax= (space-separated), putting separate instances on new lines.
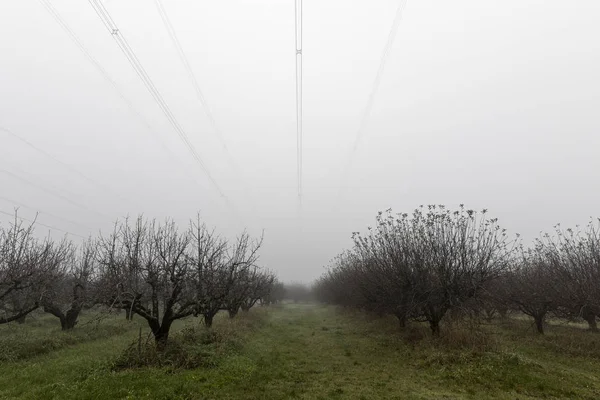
xmin=63 ymin=307 xmax=81 ymax=330
xmin=584 ymin=313 xmax=598 ymax=333
xmin=56 ymin=314 xmax=78 ymax=331
xmin=395 ymin=311 xmax=407 ymax=328
xmin=204 ymin=313 xmax=215 ymax=328
xmin=534 ymin=314 xmax=545 ymax=334
xmin=125 ymin=308 xmax=134 ymax=321
xmin=228 ymin=308 xmax=238 ymax=319
xmin=498 ymin=308 xmax=508 ymax=319
xmin=484 ymin=309 xmax=496 ymax=322
xmin=429 ymin=319 xmax=440 ymax=336
xmin=154 ymin=321 xmax=172 ymax=350
xmin=43 ymin=304 xmax=74 ymax=331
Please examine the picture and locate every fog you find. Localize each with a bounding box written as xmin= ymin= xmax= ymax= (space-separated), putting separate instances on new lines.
xmin=1 ymin=0 xmax=599 ymax=282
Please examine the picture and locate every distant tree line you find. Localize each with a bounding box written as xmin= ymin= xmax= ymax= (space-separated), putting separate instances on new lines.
xmin=283 ymin=282 xmax=313 ymax=303
xmin=0 ymin=214 xmax=284 ymax=347
xmin=313 ymin=205 xmax=600 ymax=335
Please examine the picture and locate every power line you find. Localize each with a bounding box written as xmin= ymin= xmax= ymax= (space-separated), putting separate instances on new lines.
xmin=1 ymin=123 xmax=136 ymax=210
xmin=295 ymin=0 xmax=303 ymax=202
xmin=37 ymin=0 xmax=211 ymax=204
xmin=87 ymin=0 xmax=230 ymax=205
xmin=0 ymin=195 xmax=94 ymax=234
xmin=0 ymin=169 xmax=113 ymax=221
xmin=0 ymin=209 xmax=88 ymax=240
xmin=152 ymin=0 xmax=255 ymax=206
xmin=336 ymin=0 xmax=408 ymax=203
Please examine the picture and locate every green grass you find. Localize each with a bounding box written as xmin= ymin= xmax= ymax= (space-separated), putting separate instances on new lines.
xmin=1 ymin=304 xmax=600 ymax=399
xmin=0 ymin=311 xmax=136 ymax=362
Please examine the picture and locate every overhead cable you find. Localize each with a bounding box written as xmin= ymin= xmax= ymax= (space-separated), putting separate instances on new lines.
xmin=1 ymin=123 xmax=136 ymax=210
xmin=295 ymin=0 xmax=303 ymax=202
xmin=87 ymin=0 xmax=230 ymax=204
xmin=0 ymin=195 xmax=94 ymax=233
xmin=38 ymin=0 xmax=214 ymax=195
xmin=0 ymin=209 xmax=88 ymax=240
xmin=153 ymin=0 xmax=255 ymax=206
xmin=337 ymin=0 xmax=408 ymax=202
xmin=0 ymin=169 xmax=112 ymax=221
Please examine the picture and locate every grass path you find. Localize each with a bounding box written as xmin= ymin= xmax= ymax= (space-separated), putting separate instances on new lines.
xmin=1 ymin=304 xmax=600 ymax=399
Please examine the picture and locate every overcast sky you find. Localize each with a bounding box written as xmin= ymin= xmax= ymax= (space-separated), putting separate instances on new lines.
xmin=1 ymin=0 xmax=599 ymax=282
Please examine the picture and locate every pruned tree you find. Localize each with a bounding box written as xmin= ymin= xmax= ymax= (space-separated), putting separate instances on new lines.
xmin=240 ymin=270 xmax=275 ymax=312
xmin=543 ymin=222 xmax=600 ymax=332
xmin=467 ymin=276 xmax=511 ymax=321
xmin=189 ymin=217 xmax=263 ymax=327
xmin=222 ymin=232 xmax=263 ymax=318
xmin=504 ymin=246 xmax=559 ymax=334
xmin=222 ymin=267 xmax=252 ymax=318
xmin=189 ymin=218 xmax=228 ymax=327
xmin=316 ymin=205 xmax=515 ymax=336
xmin=41 ymin=239 xmax=97 ymax=330
xmin=97 ymin=216 xmax=195 ymax=347
xmin=352 ymin=216 xmax=419 ymax=326
xmin=261 ymin=280 xmax=285 ymax=305
xmin=1 ymin=214 xmax=67 ymax=324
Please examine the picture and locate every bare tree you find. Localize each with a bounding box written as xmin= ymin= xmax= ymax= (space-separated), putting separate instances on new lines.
xmin=240 ymin=270 xmax=276 ymax=312
xmin=1 ymin=214 xmax=66 ymax=324
xmin=224 ymin=266 xmax=256 ymax=318
xmin=97 ymin=216 xmax=195 ymax=347
xmin=504 ymin=246 xmax=559 ymax=334
xmin=222 ymin=231 xmax=263 ymax=318
xmin=261 ymin=280 xmax=285 ymax=305
xmin=188 ymin=218 xmax=228 ymax=327
xmin=316 ymin=205 xmax=514 ymax=336
xmin=189 ymin=216 xmax=263 ymax=326
xmin=544 ymin=222 xmax=600 ymax=332
xmin=468 ymin=277 xmax=511 ymax=321
xmin=41 ymin=239 xmax=97 ymax=330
